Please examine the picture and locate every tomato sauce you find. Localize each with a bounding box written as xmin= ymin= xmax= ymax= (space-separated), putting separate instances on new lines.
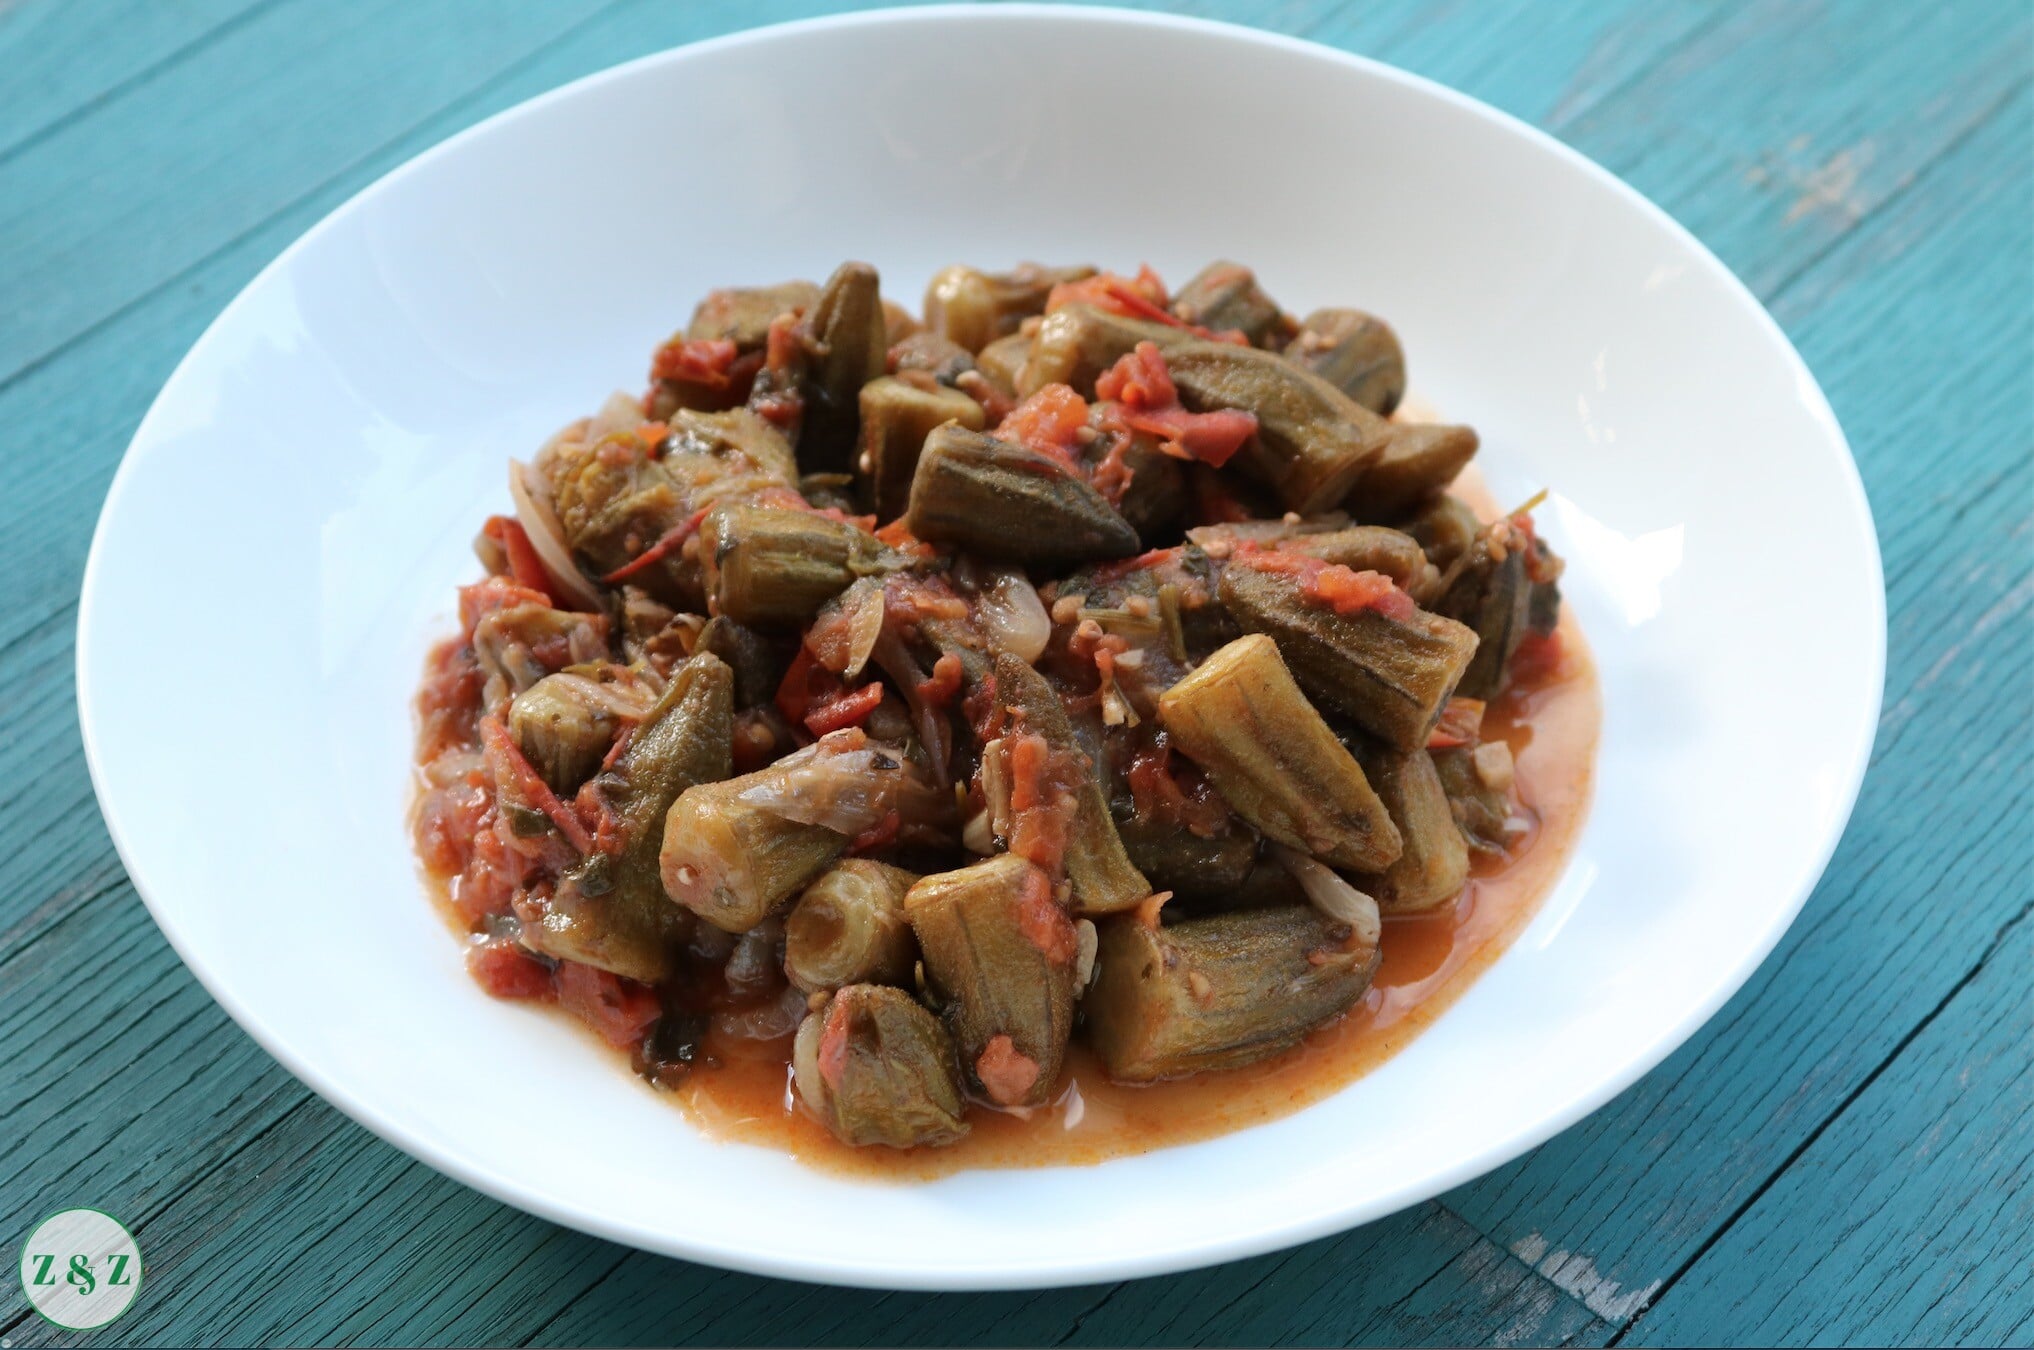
xmin=666 ymin=606 xmax=1597 ymax=1178
xmin=415 ymin=454 xmax=1600 ymax=1178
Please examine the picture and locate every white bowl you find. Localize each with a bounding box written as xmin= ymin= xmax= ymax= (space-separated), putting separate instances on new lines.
xmin=78 ymin=5 xmax=1882 ymax=1289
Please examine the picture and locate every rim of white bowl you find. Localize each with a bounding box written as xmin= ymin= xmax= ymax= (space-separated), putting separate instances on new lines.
xmin=77 ymin=3 xmax=1885 ymax=1289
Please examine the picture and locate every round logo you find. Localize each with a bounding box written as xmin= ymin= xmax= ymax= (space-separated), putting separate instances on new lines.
xmin=17 ymin=1210 xmax=142 ymax=1331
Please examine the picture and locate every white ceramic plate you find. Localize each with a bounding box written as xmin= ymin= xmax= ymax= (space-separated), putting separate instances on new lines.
xmin=78 ymin=5 xmax=1883 ymax=1289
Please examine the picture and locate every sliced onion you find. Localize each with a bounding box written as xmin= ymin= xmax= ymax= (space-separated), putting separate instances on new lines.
xmin=1074 ymin=918 xmax=1099 ymax=989
xmin=589 ymin=389 xmax=647 ymax=440
xmin=840 ymin=580 xmax=888 ymax=681
xmin=733 ymin=734 xmax=950 ymax=837
xmin=975 ymin=568 xmax=1052 ymax=663
xmin=539 ymin=670 xmax=661 ymax=722
xmin=508 ymin=459 xmax=605 ymax=611
xmin=1271 ymin=844 xmax=1381 ymax=947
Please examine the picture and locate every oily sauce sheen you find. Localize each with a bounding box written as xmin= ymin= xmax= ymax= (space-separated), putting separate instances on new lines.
xmin=417 ymin=394 xmax=1601 ymax=1176
xmin=669 ymin=612 xmax=1597 ymax=1178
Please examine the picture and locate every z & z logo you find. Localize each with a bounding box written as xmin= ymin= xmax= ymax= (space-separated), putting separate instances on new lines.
xmin=17 ymin=1209 xmax=142 ymax=1331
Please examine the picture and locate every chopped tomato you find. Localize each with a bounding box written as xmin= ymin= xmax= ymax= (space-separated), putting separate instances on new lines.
xmin=416 ymin=637 xmax=485 ymax=760
xmin=466 ymin=937 xmax=554 ymax=1001
xmin=848 ymin=809 xmax=902 ymax=855
xmin=1121 ymin=405 xmax=1257 ymax=469
xmin=916 ymin=652 xmax=964 ymax=709
xmin=1123 ymin=737 xmax=1231 ymax=838
xmin=778 ymin=648 xmax=889 ymax=737
xmin=1309 ymin=564 xmax=1416 ymax=621
xmin=1427 ymin=697 xmax=1487 ymax=750
xmin=481 ymin=515 xmax=560 ymax=601
xmin=874 ymin=517 xmax=940 ymax=560
xmin=816 ymin=997 xmax=852 ymax=1090
xmin=457 ymin=575 xmax=551 ymax=636
xmin=414 ymin=777 xmax=488 ymax=876
xmin=1089 ymin=431 xmax=1138 ymax=505
xmin=1045 ymin=266 xmax=1248 ymax=343
xmin=1096 ymin=341 xmax=1176 ymax=409
xmin=964 ymin=673 xmax=1005 ymax=743
xmin=1233 ymin=545 xmax=1416 ymax=622
xmin=1095 ymin=342 xmax=1257 ymax=468
xmin=600 ymin=507 xmax=709 ymax=584
xmin=450 ymin=813 xmax=522 ymax=926
xmin=975 ymin=1035 xmax=1042 ymax=1107
xmin=479 ymin=716 xmax=595 ymax=855
xmin=803 ymin=681 xmax=886 ymax=736
xmin=1008 ymin=733 xmax=1050 ymax=813
xmin=994 ymin=384 xmax=1090 ymax=465
xmin=1013 ymin=864 xmax=1075 ymax=963
xmin=775 ymin=647 xmax=826 ymax=725
xmin=555 ymin=961 xmax=661 ymax=1049
xmin=1046 ymin=264 xmax=1171 ymax=319
xmin=650 ymin=335 xmax=739 ymax=387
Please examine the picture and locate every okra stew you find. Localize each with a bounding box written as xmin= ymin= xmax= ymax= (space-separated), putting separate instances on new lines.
xmin=413 ymin=260 xmax=1598 ymax=1169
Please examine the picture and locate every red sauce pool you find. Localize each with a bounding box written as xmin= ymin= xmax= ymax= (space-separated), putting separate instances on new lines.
xmin=666 ymin=613 xmax=1597 ymax=1178
xmin=418 ymin=461 xmax=1601 ymax=1178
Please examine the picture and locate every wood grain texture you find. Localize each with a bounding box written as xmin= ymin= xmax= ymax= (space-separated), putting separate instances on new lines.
xmin=1440 ymin=82 xmax=2034 ymax=1338
xmin=0 ymin=0 xmax=271 ymax=161
xmin=0 ymin=0 xmax=2027 ymax=1345
xmin=1628 ymin=914 xmax=2034 ymax=1347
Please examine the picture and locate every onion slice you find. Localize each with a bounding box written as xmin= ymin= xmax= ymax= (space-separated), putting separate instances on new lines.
xmin=974 ymin=567 xmax=1052 ymax=664
xmin=1271 ymin=843 xmax=1382 ymax=947
xmin=508 ymin=459 xmax=605 ymax=611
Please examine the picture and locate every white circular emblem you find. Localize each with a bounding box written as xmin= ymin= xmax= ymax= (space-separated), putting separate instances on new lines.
xmin=18 ymin=1209 xmax=142 ymax=1331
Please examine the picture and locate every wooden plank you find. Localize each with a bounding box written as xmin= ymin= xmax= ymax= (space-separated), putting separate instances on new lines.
xmin=522 ymin=1203 xmax=1610 ymax=1348
xmin=1556 ymin=0 xmax=2030 ymax=295
xmin=0 ymin=0 xmax=624 ymax=387
xmin=1626 ymin=913 xmax=2034 ymax=1347
xmin=0 ymin=0 xmax=271 ymax=161
xmin=1440 ymin=84 xmax=2034 ymax=1329
xmin=0 ymin=2 xmax=1721 ymax=1343
xmin=0 ymin=2 xmax=2018 ymax=1346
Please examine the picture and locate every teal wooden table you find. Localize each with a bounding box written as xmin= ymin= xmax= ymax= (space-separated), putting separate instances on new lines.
xmin=3 ymin=1 xmax=2028 ymax=1345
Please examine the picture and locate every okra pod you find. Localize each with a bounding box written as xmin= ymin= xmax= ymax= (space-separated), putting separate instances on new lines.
xmin=784 ymin=859 xmax=920 ymax=993
xmin=1348 ymin=423 xmax=1478 ymax=522
xmin=662 ymin=730 xmax=947 ymax=932
xmin=906 ymin=424 xmax=1140 ymax=567
xmin=533 ymin=652 xmax=734 ymax=981
xmin=701 ymin=502 xmax=893 ymax=629
xmin=1164 ymin=341 xmax=1392 ymax=513
xmin=660 ymin=780 xmax=847 ymax=934
xmin=1112 ymin=814 xmax=1260 ymax=908
xmin=1352 ymin=746 xmax=1469 ymax=913
xmin=923 ymin=263 xmax=1095 ymax=352
xmin=905 ymin=854 xmax=1077 ymax=1107
xmin=856 ymin=377 xmax=987 ymax=522
xmin=1282 ymin=307 xmax=1406 ymax=415
xmin=1219 ymin=563 xmax=1480 ymax=751
xmin=686 ymin=280 xmax=821 ymax=349
xmin=992 ymin=651 xmax=1152 ymax=915
xmin=973 ymin=332 xmax=1033 ymax=397
xmin=1170 ymin=261 xmax=1294 ymax=347
xmin=799 ymin=261 xmax=889 ymax=473
xmin=1160 ymin=635 xmax=1403 ymax=871
xmin=1431 ymin=532 xmax=1531 ymax=700
xmin=1083 ymin=906 xmax=1380 ymax=1081
xmin=1016 ymin=304 xmax=1194 ymax=397
xmin=792 ymin=985 xmax=970 ymax=1148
